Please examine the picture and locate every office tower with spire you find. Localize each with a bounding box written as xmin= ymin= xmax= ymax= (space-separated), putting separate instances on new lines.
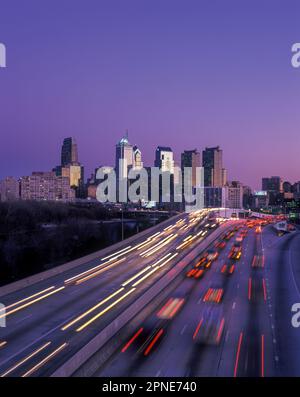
xmin=133 ymin=146 xmax=143 ymax=169
xmin=115 ymin=133 xmax=134 ymax=181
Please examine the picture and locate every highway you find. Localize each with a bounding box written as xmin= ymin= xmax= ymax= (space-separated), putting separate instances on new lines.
xmin=1 ymin=211 xmax=299 ymax=377
xmin=0 ymin=210 xmax=232 ymax=377
xmin=97 ymin=223 xmax=300 ymax=377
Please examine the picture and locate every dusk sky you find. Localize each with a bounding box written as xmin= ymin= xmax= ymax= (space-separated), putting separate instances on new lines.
xmin=0 ymin=0 xmax=300 ymax=189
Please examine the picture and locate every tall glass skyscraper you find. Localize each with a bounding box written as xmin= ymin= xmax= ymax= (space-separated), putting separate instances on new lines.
xmin=202 ymin=146 xmax=226 ymax=187
xmin=61 ymin=137 xmax=78 ymax=167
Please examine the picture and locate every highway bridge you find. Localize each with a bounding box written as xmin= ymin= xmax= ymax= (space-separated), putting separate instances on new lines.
xmin=0 ymin=209 xmax=299 ymax=377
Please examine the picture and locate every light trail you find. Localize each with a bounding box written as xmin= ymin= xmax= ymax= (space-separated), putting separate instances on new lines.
xmin=0 ymin=341 xmax=7 ymax=348
xmin=61 ymin=287 xmax=125 ymax=331
xmin=139 ymin=234 xmax=175 ymax=256
xmin=129 ymin=253 xmax=178 ymax=287
xmin=157 ymin=253 xmax=178 ymax=268
xmin=261 ymin=334 xmax=265 ymax=377
xmin=216 ymin=318 xmax=225 ymax=344
xmin=131 ymin=267 xmax=160 ymax=287
xmin=234 ymin=332 xmax=243 ymax=377
xmin=121 ymin=253 xmax=173 ymax=287
xmin=71 ymin=258 xmax=126 ymax=285
xmin=144 ymin=329 xmax=164 ymax=356
xmin=121 ymin=266 xmax=152 ymax=287
xmin=101 ymin=245 xmax=132 ymax=261
xmin=64 ymin=232 xmax=165 ymax=285
xmin=0 ymin=287 xmax=65 ymax=320
xmin=151 ymin=252 xmax=173 ymax=267
xmin=248 ymin=278 xmax=252 ymax=301
xmin=147 ymin=231 xmax=161 ymax=239
xmin=141 ymin=234 xmax=178 ymax=258
xmin=1 ymin=341 xmax=51 ymax=377
xmin=121 ymin=328 xmax=144 ymax=353
xmin=262 ymin=279 xmax=267 ymax=301
xmin=176 ymin=236 xmax=196 ymax=250
xmin=193 ymin=319 xmax=203 ymax=340
xmin=0 ymin=286 xmax=56 ymax=313
xmin=22 ymin=343 xmax=68 ymax=377
xmin=102 ymin=246 xmax=137 ymax=262
xmin=76 ymin=288 xmax=136 ymax=332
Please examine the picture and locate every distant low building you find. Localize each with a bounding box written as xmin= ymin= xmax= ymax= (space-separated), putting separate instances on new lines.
xmin=20 ymin=172 xmax=75 ymax=201
xmin=224 ymin=181 xmax=243 ymax=209
xmin=242 ymin=185 xmax=252 ymax=209
xmin=0 ymin=177 xmax=20 ymax=201
xmin=204 ymin=187 xmax=224 ymax=208
xmin=87 ymin=184 xmax=97 ymax=200
xmin=262 ymin=176 xmax=283 ymax=194
xmin=253 ymin=190 xmax=269 ymax=209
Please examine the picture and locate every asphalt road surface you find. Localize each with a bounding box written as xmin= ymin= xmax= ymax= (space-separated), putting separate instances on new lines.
xmin=97 ymin=224 xmax=300 ymax=377
xmin=0 ymin=210 xmax=229 ymax=377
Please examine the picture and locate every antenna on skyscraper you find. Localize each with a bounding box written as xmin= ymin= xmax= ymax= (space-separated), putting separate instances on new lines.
xmin=125 ymin=129 xmax=129 ymax=139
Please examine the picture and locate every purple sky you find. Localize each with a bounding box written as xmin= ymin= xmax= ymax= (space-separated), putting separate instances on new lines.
xmin=0 ymin=0 xmax=300 ymax=189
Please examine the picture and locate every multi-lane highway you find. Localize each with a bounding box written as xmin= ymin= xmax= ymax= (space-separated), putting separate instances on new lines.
xmin=96 ymin=222 xmax=300 ymax=377
xmin=0 ymin=210 xmax=231 ymax=377
xmin=1 ymin=211 xmax=299 ymax=377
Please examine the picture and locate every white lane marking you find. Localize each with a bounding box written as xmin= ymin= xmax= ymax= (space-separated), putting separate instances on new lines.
xmin=15 ymin=314 xmax=33 ymax=325
xmin=225 ymin=331 xmax=230 ymax=342
xmin=232 ymin=302 xmax=236 ymax=310
xmin=0 ymin=312 xmax=76 ymax=369
xmin=180 ymin=325 xmax=187 ymax=335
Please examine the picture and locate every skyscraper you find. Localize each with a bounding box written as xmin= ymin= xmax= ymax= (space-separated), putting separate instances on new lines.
xmin=133 ymin=145 xmax=143 ymax=170
xmin=181 ymin=149 xmax=201 ymax=187
xmin=61 ymin=137 xmax=78 ymax=166
xmin=115 ymin=135 xmax=134 ymax=180
xmin=154 ymin=146 xmax=174 ymax=173
xmin=202 ymin=146 xmax=226 ymax=187
xmin=54 ymin=137 xmax=84 ymax=198
xmin=262 ymin=176 xmax=283 ymax=193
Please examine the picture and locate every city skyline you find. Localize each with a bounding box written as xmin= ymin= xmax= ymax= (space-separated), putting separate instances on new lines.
xmin=1 ymin=1 xmax=300 ymax=382
xmin=1 ymin=1 xmax=300 ymax=189
xmin=1 ymin=133 xmax=300 ymax=192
